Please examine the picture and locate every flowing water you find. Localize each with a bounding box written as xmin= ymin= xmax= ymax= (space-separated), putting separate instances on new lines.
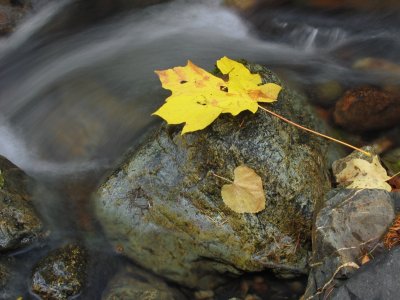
xmin=0 ymin=0 xmax=399 ymax=298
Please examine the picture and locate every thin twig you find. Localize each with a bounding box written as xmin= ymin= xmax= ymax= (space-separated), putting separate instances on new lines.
xmin=388 ymin=170 xmax=400 ymax=181
xmin=258 ymin=105 xmax=371 ymax=157
xmin=305 ymin=262 xmax=359 ymax=300
xmin=210 ymin=172 xmax=233 ymax=183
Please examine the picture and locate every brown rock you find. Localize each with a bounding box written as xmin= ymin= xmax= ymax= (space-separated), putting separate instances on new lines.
xmin=0 ymin=2 xmax=30 ymax=35
xmin=333 ymin=86 xmax=400 ymax=132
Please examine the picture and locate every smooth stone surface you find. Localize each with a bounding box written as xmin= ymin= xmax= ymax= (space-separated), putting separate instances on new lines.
xmin=102 ymin=265 xmax=187 ymax=300
xmin=0 ymin=155 xmax=44 ymax=252
xmin=95 ymin=63 xmax=335 ymax=289
xmin=303 ymin=189 xmax=395 ymax=299
xmin=333 ymin=86 xmax=400 ymax=132
xmin=31 ymin=244 xmax=88 ymax=300
xmin=331 ymin=247 xmax=400 ymax=300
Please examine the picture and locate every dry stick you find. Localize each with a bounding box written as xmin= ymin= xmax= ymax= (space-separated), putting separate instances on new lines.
xmin=258 ymin=105 xmax=371 ymax=157
xmin=305 ymin=262 xmax=360 ymax=300
xmin=388 ymin=170 xmax=400 ymax=181
xmin=211 ymin=172 xmax=233 ymax=183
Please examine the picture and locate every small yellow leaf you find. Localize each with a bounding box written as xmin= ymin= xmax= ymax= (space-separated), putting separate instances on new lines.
xmin=153 ymin=56 xmax=281 ymax=134
xmin=336 ymin=155 xmax=391 ymax=191
xmin=360 ymin=254 xmax=370 ymax=265
xmin=221 ymin=165 xmax=266 ymax=213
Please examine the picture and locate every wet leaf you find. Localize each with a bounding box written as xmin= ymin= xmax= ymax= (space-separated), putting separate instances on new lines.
xmin=153 ymin=56 xmax=281 ymax=134
xmin=360 ymin=254 xmax=370 ymax=265
xmin=221 ymin=165 xmax=265 ymax=213
xmin=384 ymin=214 xmax=400 ymax=249
xmin=335 ymin=155 xmax=391 ymax=191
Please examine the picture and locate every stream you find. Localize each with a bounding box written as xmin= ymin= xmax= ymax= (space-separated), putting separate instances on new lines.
xmin=0 ymin=0 xmax=399 ymax=298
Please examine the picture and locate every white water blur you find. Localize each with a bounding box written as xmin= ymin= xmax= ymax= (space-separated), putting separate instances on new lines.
xmin=0 ymin=0 xmax=70 ymax=55
xmin=0 ymin=0 xmax=397 ymax=175
xmin=0 ymin=0 xmax=316 ymax=175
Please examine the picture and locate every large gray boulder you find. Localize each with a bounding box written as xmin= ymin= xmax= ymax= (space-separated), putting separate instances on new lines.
xmin=94 ymin=63 xmax=335 ymax=289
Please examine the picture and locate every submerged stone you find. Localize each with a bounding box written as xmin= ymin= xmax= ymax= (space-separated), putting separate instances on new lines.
xmin=0 ymin=156 xmax=44 ymax=252
xmin=94 ymin=63 xmax=334 ymax=289
xmin=31 ymin=244 xmax=88 ymax=300
xmin=102 ymin=265 xmax=187 ymax=300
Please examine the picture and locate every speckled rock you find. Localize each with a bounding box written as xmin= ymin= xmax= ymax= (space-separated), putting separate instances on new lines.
xmin=0 ymin=155 xmax=44 ymax=252
xmin=0 ymin=1 xmax=31 ymax=35
xmin=333 ymin=86 xmax=400 ymax=132
xmin=31 ymin=244 xmax=88 ymax=300
xmin=102 ymin=265 xmax=187 ymax=300
xmin=0 ymin=257 xmax=18 ymax=300
xmin=303 ymin=189 xmax=395 ymax=300
xmin=0 ymin=261 xmax=9 ymax=289
xmin=95 ymin=63 xmax=335 ymax=289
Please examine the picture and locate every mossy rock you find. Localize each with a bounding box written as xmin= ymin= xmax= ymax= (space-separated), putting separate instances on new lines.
xmin=0 ymin=155 xmax=44 ymax=252
xmin=94 ymin=63 xmax=334 ymax=289
xmin=31 ymin=244 xmax=88 ymax=300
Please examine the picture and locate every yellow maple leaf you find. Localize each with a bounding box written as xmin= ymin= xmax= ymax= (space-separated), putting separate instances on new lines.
xmin=221 ymin=165 xmax=266 ymax=213
xmin=153 ymin=56 xmax=281 ymax=134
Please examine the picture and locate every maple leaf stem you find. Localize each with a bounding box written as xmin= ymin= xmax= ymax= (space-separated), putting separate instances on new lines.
xmin=388 ymin=170 xmax=400 ymax=181
xmin=211 ymin=172 xmax=233 ymax=183
xmin=257 ymin=105 xmax=371 ymax=157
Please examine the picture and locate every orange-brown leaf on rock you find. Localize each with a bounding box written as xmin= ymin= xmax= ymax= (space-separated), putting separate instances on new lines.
xmin=221 ymin=165 xmax=266 ymax=213
xmin=153 ymin=56 xmax=281 ymax=134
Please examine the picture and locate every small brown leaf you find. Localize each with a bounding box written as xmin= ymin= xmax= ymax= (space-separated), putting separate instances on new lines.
xmin=360 ymin=254 xmax=370 ymax=265
xmin=221 ymin=165 xmax=266 ymax=213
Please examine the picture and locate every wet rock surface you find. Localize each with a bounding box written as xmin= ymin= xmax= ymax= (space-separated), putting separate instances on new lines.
xmin=0 ymin=261 xmax=10 ymax=289
xmin=0 ymin=155 xmax=44 ymax=252
xmin=95 ymin=63 xmax=335 ymax=289
xmin=102 ymin=265 xmax=187 ymax=300
xmin=303 ymin=189 xmax=395 ymax=299
xmin=0 ymin=0 xmax=31 ymax=35
xmin=330 ymin=246 xmax=400 ymax=300
xmin=0 ymin=256 xmax=20 ymax=300
xmin=31 ymin=244 xmax=88 ymax=300
xmin=333 ymin=86 xmax=400 ymax=132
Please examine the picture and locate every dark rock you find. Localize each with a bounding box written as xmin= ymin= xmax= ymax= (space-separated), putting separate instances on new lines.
xmin=333 ymin=86 xmax=400 ymax=132
xmin=0 ymin=155 xmax=44 ymax=252
xmin=382 ymin=147 xmax=400 ymax=175
xmin=0 ymin=257 xmax=18 ymax=300
xmin=31 ymin=244 xmax=88 ymax=300
xmin=303 ymin=189 xmax=395 ymax=299
xmin=330 ymin=247 xmax=400 ymax=300
xmin=306 ymin=81 xmax=344 ymax=107
xmin=353 ymin=57 xmax=400 ymax=74
xmin=237 ymin=0 xmax=400 ymax=11
xmin=0 ymin=1 xmax=30 ymax=35
xmin=102 ymin=265 xmax=187 ymax=300
xmin=95 ymin=63 xmax=336 ymax=288
xmin=0 ymin=261 xmax=10 ymax=289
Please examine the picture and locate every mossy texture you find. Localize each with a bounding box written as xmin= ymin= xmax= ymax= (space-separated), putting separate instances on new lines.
xmin=95 ymin=63 xmax=334 ymax=289
xmin=0 ymin=155 xmax=44 ymax=252
xmin=31 ymin=244 xmax=88 ymax=300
